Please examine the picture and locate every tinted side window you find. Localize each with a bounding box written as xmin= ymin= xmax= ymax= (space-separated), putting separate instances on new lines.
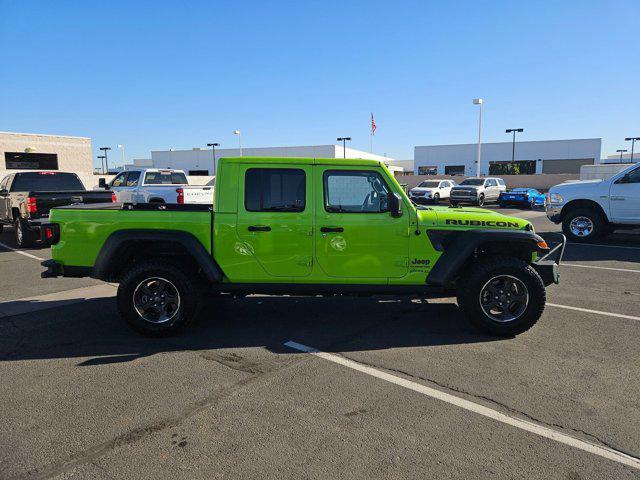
xmin=624 ymin=166 xmax=640 ymax=183
xmin=125 ymin=171 xmax=141 ymax=186
xmin=497 ymin=179 xmax=506 ymax=186
xmin=324 ymin=170 xmax=390 ymax=213
xmin=245 ymin=168 xmax=306 ymax=212
xmin=111 ymin=173 xmax=127 ymax=187
xmin=485 ymin=179 xmax=497 ymax=187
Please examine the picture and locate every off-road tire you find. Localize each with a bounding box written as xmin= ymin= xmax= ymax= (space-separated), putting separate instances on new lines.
xmin=477 ymin=194 xmax=485 ymax=207
xmin=562 ymin=207 xmax=605 ymax=243
xmin=117 ymin=260 xmax=200 ymax=336
xmin=14 ymin=218 xmax=35 ymax=247
xmin=457 ymin=256 xmax=546 ymax=336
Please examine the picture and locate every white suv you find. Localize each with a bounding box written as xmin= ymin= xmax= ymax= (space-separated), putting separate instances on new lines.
xmin=547 ymin=163 xmax=640 ymax=242
xmin=409 ymin=179 xmax=455 ymax=204
xmin=450 ymin=177 xmax=507 ymax=206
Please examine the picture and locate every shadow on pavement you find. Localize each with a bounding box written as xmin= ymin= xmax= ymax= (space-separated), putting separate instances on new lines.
xmin=0 ymin=295 xmax=504 ymax=364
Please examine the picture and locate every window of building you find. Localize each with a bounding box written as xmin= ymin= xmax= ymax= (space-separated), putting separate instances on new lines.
xmin=5 ymin=152 xmax=59 ymax=170
xmin=323 ymin=170 xmax=390 ymax=213
xmin=418 ymin=166 xmax=437 ymax=175
xmin=188 ymin=170 xmax=209 ymax=176
xmin=244 ymin=168 xmax=306 ymax=212
xmin=489 ymin=160 xmax=536 ymax=175
xmin=444 ymin=165 xmax=465 ymax=175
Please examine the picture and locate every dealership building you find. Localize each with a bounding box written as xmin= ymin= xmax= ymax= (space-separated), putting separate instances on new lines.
xmin=0 ymin=131 xmax=94 ymax=179
xmin=131 ymin=145 xmax=397 ymax=176
xmin=414 ymin=138 xmax=602 ymax=176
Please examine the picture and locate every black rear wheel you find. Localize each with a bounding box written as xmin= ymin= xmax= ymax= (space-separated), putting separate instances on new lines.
xmin=14 ymin=218 xmax=35 ymax=247
xmin=117 ymin=261 xmax=201 ymax=336
xmin=457 ymin=256 xmax=546 ymax=336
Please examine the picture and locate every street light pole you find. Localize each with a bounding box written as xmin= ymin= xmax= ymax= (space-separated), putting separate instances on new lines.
xmin=233 ymin=130 xmax=242 ymax=156
xmin=99 ymin=147 xmax=111 ymax=174
xmin=97 ymin=155 xmax=106 ymax=175
xmin=117 ymin=144 xmax=126 ymax=170
xmin=207 ymin=143 xmax=220 ymax=176
xmin=616 ymin=149 xmax=628 ymax=163
xmin=473 ymin=99 xmax=483 ymax=177
xmin=505 ymin=128 xmax=524 ymax=163
xmin=336 ymin=137 xmax=351 ymax=159
xmin=625 ymin=137 xmax=640 ymax=163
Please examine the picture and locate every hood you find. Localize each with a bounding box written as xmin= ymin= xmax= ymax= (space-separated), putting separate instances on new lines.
xmin=549 ymin=179 xmax=603 ymax=193
xmin=417 ymin=206 xmax=530 ymax=231
xmin=410 ymin=187 xmax=435 ymax=193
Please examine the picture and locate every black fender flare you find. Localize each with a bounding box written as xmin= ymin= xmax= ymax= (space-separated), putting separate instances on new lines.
xmin=92 ymin=229 xmax=223 ymax=283
xmin=426 ymin=229 xmax=546 ymax=286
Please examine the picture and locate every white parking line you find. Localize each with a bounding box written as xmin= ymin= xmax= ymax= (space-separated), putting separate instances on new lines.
xmin=562 ymin=263 xmax=640 ymax=274
xmin=568 ymin=242 xmax=640 ymax=251
xmin=284 ymin=340 xmax=640 ymax=471
xmin=547 ymin=303 xmax=640 ymax=322
xmin=0 ymin=242 xmax=44 ymax=261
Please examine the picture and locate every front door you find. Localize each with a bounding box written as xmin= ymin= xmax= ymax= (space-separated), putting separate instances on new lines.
xmin=236 ymin=165 xmax=313 ymax=278
xmin=314 ymin=167 xmax=409 ymax=279
xmin=609 ymin=165 xmax=640 ymax=223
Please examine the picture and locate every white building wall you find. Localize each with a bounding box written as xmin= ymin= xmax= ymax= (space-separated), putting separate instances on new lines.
xmin=150 ymin=145 xmax=396 ymax=175
xmin=414 ymin=139 xmax=601 ymax=175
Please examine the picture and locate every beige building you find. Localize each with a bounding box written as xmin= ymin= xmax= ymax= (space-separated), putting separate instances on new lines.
xmin=0 ymin=132 xmax=94 ymax=181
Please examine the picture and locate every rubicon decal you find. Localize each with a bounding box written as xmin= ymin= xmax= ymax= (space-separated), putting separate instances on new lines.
xmin=446 ymin=219 xmax=520 ymax=228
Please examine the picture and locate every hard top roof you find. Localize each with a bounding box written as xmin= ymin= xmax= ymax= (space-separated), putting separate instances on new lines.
xmin=218 ymin=156 xmax=382 ymax=167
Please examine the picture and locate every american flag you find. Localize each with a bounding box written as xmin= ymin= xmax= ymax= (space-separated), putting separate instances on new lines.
xmin=371 ymin=113 xmax=376 ymax=135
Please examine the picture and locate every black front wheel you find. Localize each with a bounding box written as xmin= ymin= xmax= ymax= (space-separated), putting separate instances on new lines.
xmin=432 ymin=193 xmax=440 ymax=203
xmin=476 ymin=194 xmax=485 ymax=207
xmin=117 ymin=261 xmax=201 ymax=336
xmin=562 ymin=208 xmax=605 ymax=243
xmin=457 ymin=256 xmax=546 ymax=336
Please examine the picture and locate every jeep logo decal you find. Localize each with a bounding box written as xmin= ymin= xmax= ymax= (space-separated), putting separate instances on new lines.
xmin=411 ymin=259 xmax=431 ymax=266
xmin=445 ymin=219 xmax=520 ymax=228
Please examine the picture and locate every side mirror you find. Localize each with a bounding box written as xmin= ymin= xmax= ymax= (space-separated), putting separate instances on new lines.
xmin=98 ymin=178 xmax=107 ymax=189
xmin=388 ymin=192 xmax=403 ymax=217
xmin=0 ymin=188 xmax=7 ymax=196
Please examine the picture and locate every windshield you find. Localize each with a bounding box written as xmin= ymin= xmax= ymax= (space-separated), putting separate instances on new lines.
xmin=11 ymin=172 xmax=85 ymax=192
xmin=460 ymin=179 xmax=485 ymax=186
xmin=144 ymin=171 xmax=188 ymax=185
xmin=417 ymin=181 xmax=440 ymax=188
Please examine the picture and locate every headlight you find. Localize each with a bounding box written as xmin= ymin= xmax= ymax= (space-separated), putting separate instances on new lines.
xmin=549 ymin=193 xmax=564 ymax=204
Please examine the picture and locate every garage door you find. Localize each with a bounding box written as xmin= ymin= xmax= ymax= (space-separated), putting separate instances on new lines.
xmin=542 ymin=158 xmax=594 ymax=174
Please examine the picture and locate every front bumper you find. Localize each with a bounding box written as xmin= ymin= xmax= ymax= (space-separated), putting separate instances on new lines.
xmin=531 ymin=233 xmax=566 ymax=286
xmin=546 ymin=203 xmax=562 ymax=223
xmin=410 ymin=195 xmax=434 ymax=204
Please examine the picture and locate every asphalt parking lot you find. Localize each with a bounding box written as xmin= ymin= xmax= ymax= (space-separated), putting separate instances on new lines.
xmin=1 ymin=207 xmax=639 ymax=479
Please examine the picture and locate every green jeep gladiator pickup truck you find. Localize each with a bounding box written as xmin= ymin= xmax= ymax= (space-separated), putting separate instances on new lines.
xmin=41 ymin=157 xmax=564 ymax=336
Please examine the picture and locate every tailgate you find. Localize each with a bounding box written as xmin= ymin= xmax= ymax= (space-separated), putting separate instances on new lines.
xmin=182 ymin=187 xmax=214 ymax=204
xmin=31 ymin=191 xmax=113 ymax=218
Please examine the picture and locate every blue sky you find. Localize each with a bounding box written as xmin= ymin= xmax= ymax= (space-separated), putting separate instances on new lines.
xmin=1 ymin=0 xmax=638 ymax=168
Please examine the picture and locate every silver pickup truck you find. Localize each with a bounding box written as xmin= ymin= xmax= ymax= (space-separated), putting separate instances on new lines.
xmin=104 ymin=168 xmax=213 ymax=204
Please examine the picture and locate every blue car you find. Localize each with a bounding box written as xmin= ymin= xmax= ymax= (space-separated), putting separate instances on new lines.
xmin=498 ymin=188 xmax=546 ymax=209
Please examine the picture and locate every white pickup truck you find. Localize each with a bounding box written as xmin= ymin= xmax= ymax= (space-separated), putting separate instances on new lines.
xmin=104 ymin=168 xmax=213 ymax=205
xmin=546 ymin=163 xmax=640 ymax=242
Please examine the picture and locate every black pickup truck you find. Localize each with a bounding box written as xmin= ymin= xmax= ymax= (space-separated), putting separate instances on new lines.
xmin=0 ymin=171 xmax=114 ymax=247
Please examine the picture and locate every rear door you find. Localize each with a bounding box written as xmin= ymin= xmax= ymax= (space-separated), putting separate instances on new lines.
xmin=314 ymin=166 xmax=409 ymax=279
xmin=235 ymin=165 xmax=313 ymax=278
